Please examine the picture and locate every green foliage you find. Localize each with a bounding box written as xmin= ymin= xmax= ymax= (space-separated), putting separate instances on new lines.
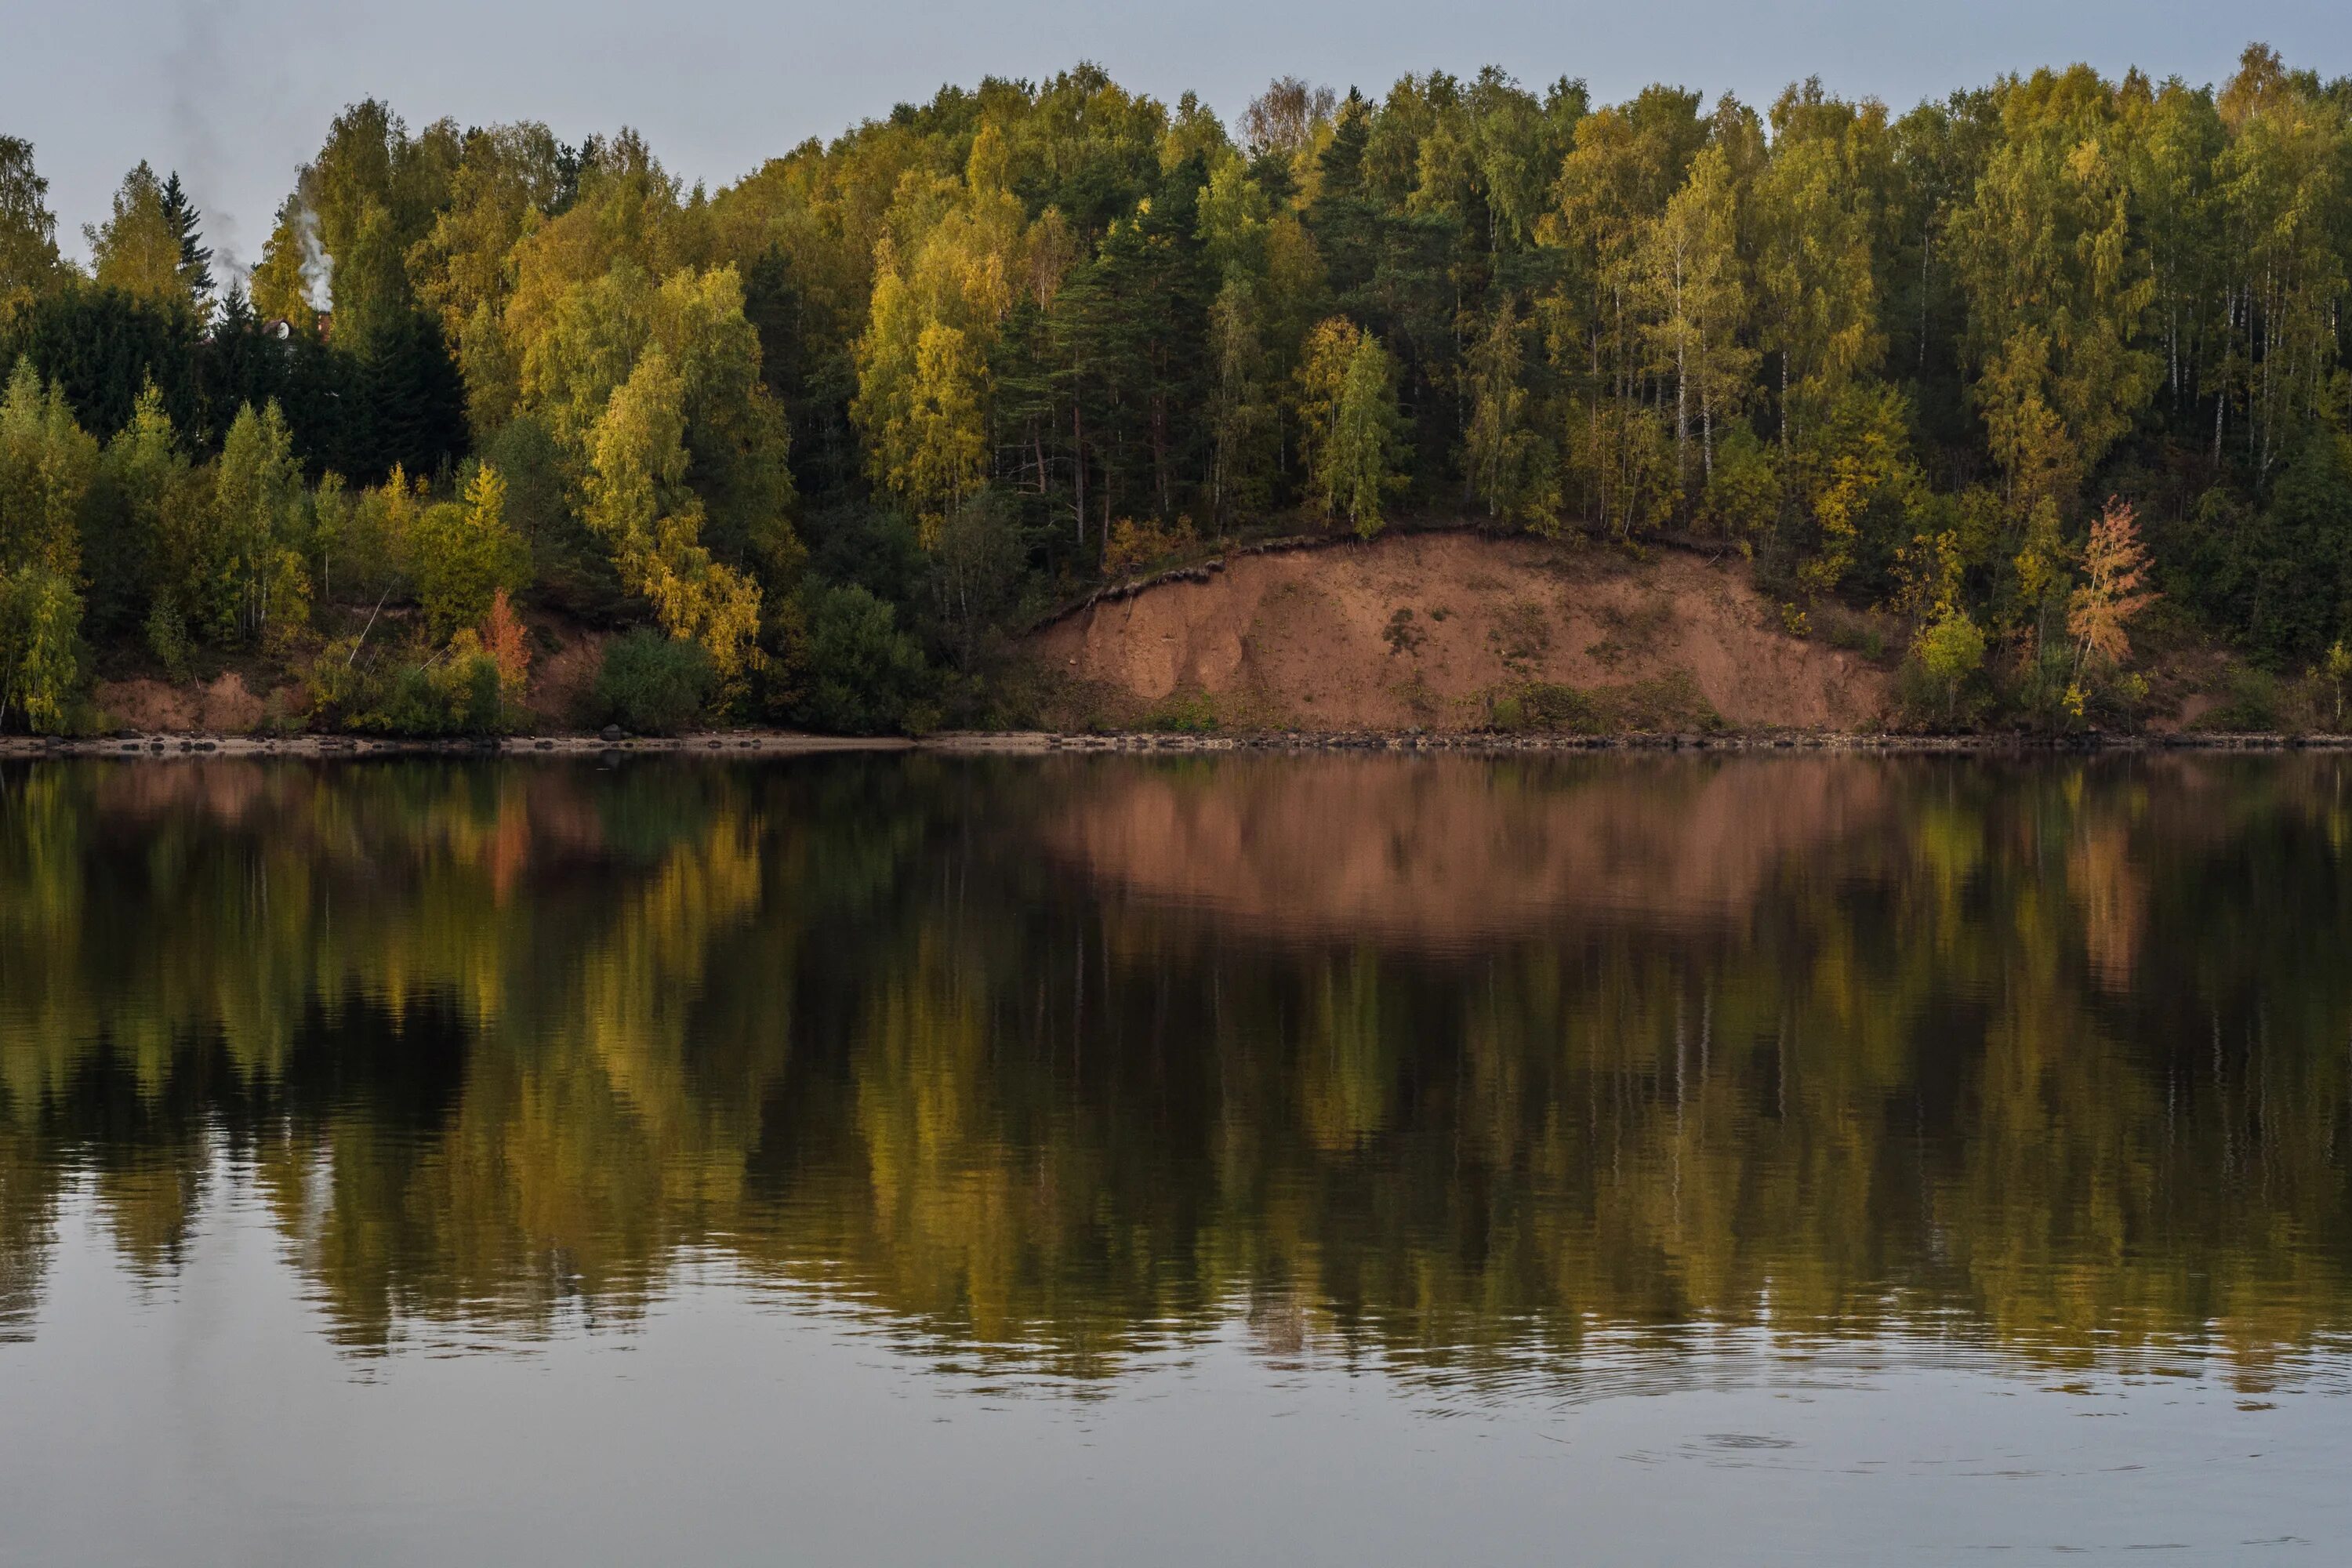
xmin=0 ymin=563 xmax=82 ymax=731
xmin=2192 ymin=666 xmax=2285 ymax=732
xmin=1461 ymin=298 xmax=1557 ymax=528
xmin=0 ymin=358 xmax=96 ymax=577
xmin=922 ymin=498 xmax=1033 ymax=673
xmin=594 ymin=628 xmax=717 ymax=735
xmin=1697 ymin=420 xmax=1780 ymax=540
xmin=1138 ymin=690 xmax=1221 ymax=732
xmin=85 ymin=163 xmax=184 ymax=305
xmin=210 ymin=401 xmax=311 ymax=647
xmin=411 ymin=465 xmax=527 ymax=640
xmin=2000 ymin=635 xmax=2082 ymax=733
xmin=299 ymin=626 xmax=521 ymax=738
xmin=12 ymin=51 xmax=2352 ymax=733
xmin=2189 ymin=435 xmax=2352 ymax=667
xmin=0 ymin=359 xmax=90 ymax=728
xmin=1 ymin=137 xmax=64 ymax=307
xmin=1490 ymin=670 xmax=1723 ymax=734
xmin=582 ymin=348 xmax=764 ymax=679
xmin=1904 ymin=606 xmax=1987 ymax=727
xmin=1790 ymin=382 xmax=1926 ymax=601
xmin=358 ymin=656 xmax=506 ymax=737
xmin=144 ymin=593 xmax=192 ymax=680
xmin=1298 ymin=318 xmax=1406 ymax=536
xmin=2320 ymin=642 xmax=2352 ymax=731
xmin=1102 ymin=514 xmax=1199 ymax=578
xmin=796 ymin=583 xmax=932 ymax=735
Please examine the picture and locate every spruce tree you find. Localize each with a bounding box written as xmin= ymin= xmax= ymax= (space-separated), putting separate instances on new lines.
xmin=159 ymin=172 xmax=214 ymax=310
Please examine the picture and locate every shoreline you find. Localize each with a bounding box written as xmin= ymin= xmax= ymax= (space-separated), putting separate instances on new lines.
xmin=2 ymin=727 xmax=2348 ymax=760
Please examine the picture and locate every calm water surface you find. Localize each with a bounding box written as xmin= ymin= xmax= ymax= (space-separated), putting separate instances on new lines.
xmin=2 ymin=752 xmax=2349 ymax=1564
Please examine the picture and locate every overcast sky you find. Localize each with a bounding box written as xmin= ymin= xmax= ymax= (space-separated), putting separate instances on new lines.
xmin=8 ymin=1 xmax=2350 ymax=276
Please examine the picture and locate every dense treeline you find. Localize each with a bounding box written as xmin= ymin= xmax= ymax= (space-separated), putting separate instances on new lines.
xmin=4 ymin=45 xmax=2352 ymax=733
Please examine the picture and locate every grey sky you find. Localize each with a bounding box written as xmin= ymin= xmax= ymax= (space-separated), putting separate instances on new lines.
xmin=7 ymin=1 xmax=2349 ymax=276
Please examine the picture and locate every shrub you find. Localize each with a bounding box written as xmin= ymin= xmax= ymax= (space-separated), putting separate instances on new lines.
xmin=1998 ymin=636 xmax=2077 ymax=733
xmin=1904 ymin=607 xmax=1987 ymax=728
xmin=2194 ymin=666 xmax=2286 ymax=733
xmin=145 ymin=593 xmax=193 ymax=680
xmin=796 ymin=583 xmax=931 ymax=735
xmin=594 ymin=630 xmax=717 ymax=735
xmin=1818 ymin=605 xmax=1888 ymax=662
xmin=1139 ymin=691 xmax=1219 ymax=732
xmin=1489 ymin=601 xmax=1552 ymax=664
xmin=1382 ymin=607 xmax=1425 ymax=656
xmin=318 ymin=646 xmax=508 ymax=739
xmin=1697 ymin=419 xmax=1782 ymax=541
xmin=1490 ymin=672 xmax=1722 ymax=735
xmin=0 ymin=564 xmax=85 ymax=734
xmin=411 ymin=466 xmax=528 ymax=642
xmin=1102 ymin=514 xmax=1199 ymax=578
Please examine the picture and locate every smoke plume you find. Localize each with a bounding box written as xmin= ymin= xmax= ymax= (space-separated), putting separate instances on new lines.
xmin=294 ymin=202 xmax=332 ymax=312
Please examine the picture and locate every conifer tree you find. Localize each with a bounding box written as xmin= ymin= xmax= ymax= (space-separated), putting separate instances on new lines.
xmin=160 ymin=172 xmax=214 ymax=311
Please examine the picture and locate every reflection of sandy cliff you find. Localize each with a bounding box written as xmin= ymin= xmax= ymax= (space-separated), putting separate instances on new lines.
xmin=1037 ymin=754 xmax=1893 ymax=947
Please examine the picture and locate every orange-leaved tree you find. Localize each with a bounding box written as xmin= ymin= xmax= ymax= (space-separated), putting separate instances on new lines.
xmin=2067 ymin=497 xmax=2155 ymax=677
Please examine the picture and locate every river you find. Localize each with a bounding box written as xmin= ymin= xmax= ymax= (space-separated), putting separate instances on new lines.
xmin=1 ymin=752 xmax=2347 ymax=1563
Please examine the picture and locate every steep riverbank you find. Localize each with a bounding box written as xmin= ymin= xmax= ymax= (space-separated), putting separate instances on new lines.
xmin=5 ymin=531 xmax=2314 ymax=754
xmin=1026 ymin=530 xmax=1895 ymax=734
xmin=5 ymin=728 xmax=2345 ymax=760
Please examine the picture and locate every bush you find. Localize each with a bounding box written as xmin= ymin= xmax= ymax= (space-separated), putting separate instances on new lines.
xmin=1697 ymin=419 xmax=1781 ymax=541
xmin=1490 ymin=672 xmax=1723 ymax=734
xmin=310 ymin=646 xmax=508 ymax=739
xmin=1901 ymin=608 xmax=1987 ymax=728
xmin=1103 ymin=514 xmax=1199 ymax=578
xmin=145 ymin=593 xmax=193 ymax=680
xmin=2194 ymin=666 xmax=2286 ymax=733
xmin=1138 ymin=691 xmax=1219 ymax=732
xmin=796 ymin=583 xmax=931 ymax=735
xmin=1998 ymin=637 xmax=2078 ymax=734
xmin=1817 ymin=605 xmax=1888 ymax=662
xmin=410 ymin=466 xmax=528 ymax=642
xmin=595 ymin=630 xmax=717 ymax=735
xmin=0 ymin=564 xmax=85 ymax=734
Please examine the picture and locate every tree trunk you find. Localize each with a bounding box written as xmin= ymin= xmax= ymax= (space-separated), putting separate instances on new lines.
xmin=1674 ymin=254 xmax=1689 ymax=486
xmin=1701 ymin=384 xmax=1715 ymax=488
xmin=1780 ymin=350 xmax=1791 ymax=456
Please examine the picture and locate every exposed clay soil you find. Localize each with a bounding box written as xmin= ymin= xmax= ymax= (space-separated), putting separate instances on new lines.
xmin=93 ymin=673 xmax=279 ymax=733
xmin=1028 ymin=532 xmax=1896 ymax=732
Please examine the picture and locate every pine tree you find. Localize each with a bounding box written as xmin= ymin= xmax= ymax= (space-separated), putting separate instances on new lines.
xmin=160 ymin=172 xmax=215 ymax=311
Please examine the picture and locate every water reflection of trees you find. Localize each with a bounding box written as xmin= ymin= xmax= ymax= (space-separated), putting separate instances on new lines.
xmin=1 ymin=753 xmax=2347 ymax=1376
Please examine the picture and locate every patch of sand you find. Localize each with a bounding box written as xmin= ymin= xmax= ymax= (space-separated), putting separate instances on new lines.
xmin=93 ymin=678 xmax=198 ymax=731
xmin=1029 ymin=532 xmax=1894 ymax=731
xmin=200 ymin=674 xmax=267 ymax=732
xmin=95 ymin=674 xmax=270 ymax=733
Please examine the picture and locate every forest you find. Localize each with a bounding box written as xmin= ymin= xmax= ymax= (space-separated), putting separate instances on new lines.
xmin=2 ymin=43 xmax=2351 ymax=735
